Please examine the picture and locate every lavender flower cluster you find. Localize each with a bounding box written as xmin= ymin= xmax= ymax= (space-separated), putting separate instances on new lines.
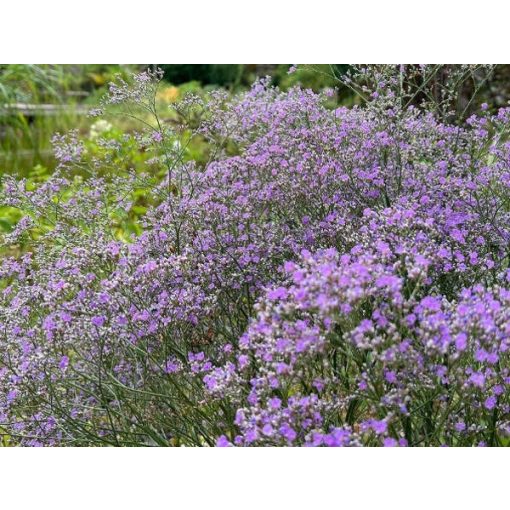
xmin=1 ymin=66 xmax=509 ymax=446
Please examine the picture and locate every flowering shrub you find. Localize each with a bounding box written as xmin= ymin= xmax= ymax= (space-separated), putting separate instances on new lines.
xmin=212 ymin=248 xmax=510 ymax=446
xmin=0 ymin=65 xmax=509 ymax=446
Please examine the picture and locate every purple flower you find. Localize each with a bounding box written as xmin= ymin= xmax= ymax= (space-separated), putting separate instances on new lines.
xmin=91 ymin=315 xmax=106 ymax=328
xmin=484 ymin=396 xmax=497 ymax=410
xmin=268 ymin=397 xmax=282 ymax=410
xmin=59 ymin=356 xmax=69 ymax=371
xmin=371 ymin=420 xmax=388 ymax=435
xmin=455 ymin=422 xmax=466 ymax=433
xmin=469 ymin=372 xmax=485 ymax=388
xmin=384 ymin=371 xmax=397 ymax=384
xmin=279 ymin=424 xmax=297 ymax=442
xmin=216 ymin=435 xmax=232 ymax=447
xmin=267 ymin=287 xmax=288 ymax=301
xmin=455 ymin=333 xmax=467 ymax=351
xmin=262 ymin=424 xmax=274 ymax=436
xmin=60 ymin=312 xmax=72 ymax=323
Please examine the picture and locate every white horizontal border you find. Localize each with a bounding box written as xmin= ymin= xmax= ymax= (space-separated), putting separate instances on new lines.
xmin=1 ymin=0 xmax=509 ymax=62
xmin=0 ymin=448 xmax=506 ymax=509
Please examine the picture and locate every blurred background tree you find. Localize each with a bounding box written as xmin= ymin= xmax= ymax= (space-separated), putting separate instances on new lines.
xmin=2 ymin=64 xmax=510 ymax=178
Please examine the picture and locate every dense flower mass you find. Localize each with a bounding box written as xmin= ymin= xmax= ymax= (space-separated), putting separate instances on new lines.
xmin=210 ymin=248 xmax=510 ymax=446
xmin=1 ymin=65 xmax=510 ymax=446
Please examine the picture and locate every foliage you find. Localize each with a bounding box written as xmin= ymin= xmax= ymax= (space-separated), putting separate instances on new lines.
xmin=276 ymin=64 xmax=350 ymax=92
xmin=0 ymin=65 xmax=140 ymax=173
xmin=158 ymin=64 xmax=244 ymax=88
xmin=157 ymin=64 xmax=350 ymax=93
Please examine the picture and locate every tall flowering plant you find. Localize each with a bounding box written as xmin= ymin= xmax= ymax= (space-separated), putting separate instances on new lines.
xmin=0 ymin=65 xmax=509 ymax=446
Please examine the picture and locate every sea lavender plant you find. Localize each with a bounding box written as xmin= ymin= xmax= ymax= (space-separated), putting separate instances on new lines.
xmin=0 ymin=66 xmax=509 ymax=446
xmin=209 ymin=248 xmax=510 ymax=446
